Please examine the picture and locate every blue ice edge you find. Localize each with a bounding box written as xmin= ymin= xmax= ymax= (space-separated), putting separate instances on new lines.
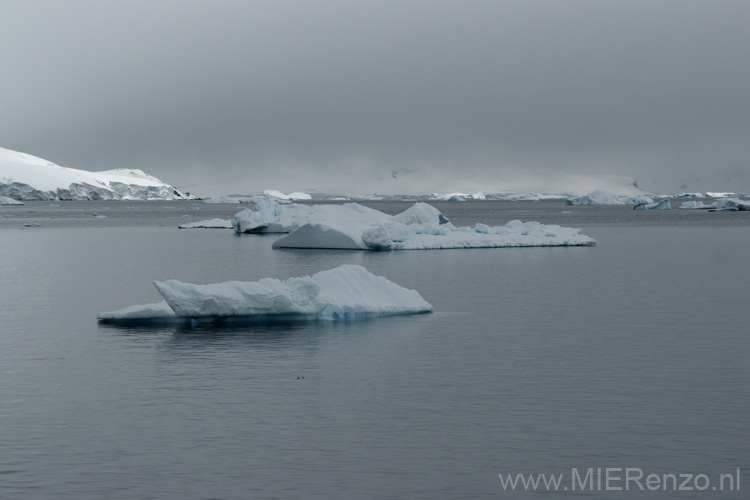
xmin=97 ymin=310 xmax=433 ymax=328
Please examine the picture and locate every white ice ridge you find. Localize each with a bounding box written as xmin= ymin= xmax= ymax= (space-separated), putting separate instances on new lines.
xmin=0 ymin=146 xmax=191 ymax=201
xmin=178 ymin=218 xmax=233 ymax=229
xmin=566 ymin=189 xmax=653 ymax=206
xmin=97 ymin=265 xmax=433 ymax=324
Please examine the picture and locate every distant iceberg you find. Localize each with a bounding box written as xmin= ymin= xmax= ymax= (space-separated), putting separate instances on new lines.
xmin=500 ymin=193 xmax=566 ymax=201
xmin=263 ymin=189 xmax=312 ymax=201
xmin=233 ymin=196 xmax=595 ymax=250
xmin=178 ymin=218 xmax=233 ymax=229
xmin=98 ymin=265 xmax=432 ymax=324
xmin=0 ymin=146 xmax=192 ymax=201
xmin=679 ymin=198 xmax=750 ymax=211
xmin=566 ymin=189 xmax=653 ymax=206
xmin=679 ymin=201 xmax=713 ymax=210
xmin=633 ymin=199 xmax=672 ymax=210
xmin=0 ymin=195 xmax=23 ymax=206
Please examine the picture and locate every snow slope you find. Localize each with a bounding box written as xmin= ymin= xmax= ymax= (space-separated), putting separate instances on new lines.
xmin=98 ymin=265 xmax=432 ymax=324
xmin=0 ymin=146 xmax=190 ymax=200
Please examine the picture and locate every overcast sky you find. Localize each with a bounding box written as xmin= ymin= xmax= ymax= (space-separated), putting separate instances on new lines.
xmin=2 ymin=0 xmax=749 ymax=196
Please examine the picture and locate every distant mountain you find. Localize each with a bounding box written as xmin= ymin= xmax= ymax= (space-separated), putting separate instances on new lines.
xmin=0 ymin=147 xmax=192 ymax=201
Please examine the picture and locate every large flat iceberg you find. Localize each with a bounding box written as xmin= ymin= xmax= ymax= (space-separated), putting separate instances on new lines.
xmin=98 ymin=265 xmax=432 ymax=324
xmin=234 ymin=196 xmax=594 ymax=250
xmin=276 ymin=219 xmax=595 ymax=250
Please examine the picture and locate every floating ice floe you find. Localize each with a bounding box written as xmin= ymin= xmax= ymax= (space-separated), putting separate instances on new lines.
xmin=633 ymin=199 xmax=672 ymax=210
xmin=566 ymin=189 xmax=653 ymax=206
xmin=679 ymin=198 xmax=750 ymax=211
xmin=679 ymin=201 xmax=713 ymax=210
xmin=500 ymin=193 xmax=566 ymax=201
xmin=232 ymin=196 xmax=595 ymax=250
xmin=427 ymin=192 xmax=485 ymax=201
xmin=179 ymin=218 xmax=234 ymax=229
xmin=97 ymin=265 xmax=432 ymax=325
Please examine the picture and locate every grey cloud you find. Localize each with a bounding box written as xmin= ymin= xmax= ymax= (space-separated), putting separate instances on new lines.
xmin=2 ymin=0 xmax=749 ymax=195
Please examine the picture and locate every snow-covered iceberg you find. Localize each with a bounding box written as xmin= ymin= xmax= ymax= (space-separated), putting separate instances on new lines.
xmin=234 ymin=196 xmax=594 ymax=250
xmin=263 ymin=189 xmax=312 ymax=201
xmin=232 ymin=195 xmax=406 ymax=234
xmin=0 ymin=146 xmax=192 ymax=201
xmin=274 ymin=219 xmax=595 ymax=250
xmin=0 ymin=195 xmax=23 ymax=206
xmin=678 ymin=198 xmax=750 ymax=211
xmin=98 ymin=265 xmax=432 ymax=325
xmin=679 ymin=201 xmax=713 ymax=210
xmin=566 ymin=189 xmax=653 ymax=206
xmin=633 ymin=199 xmax=672 ymax=210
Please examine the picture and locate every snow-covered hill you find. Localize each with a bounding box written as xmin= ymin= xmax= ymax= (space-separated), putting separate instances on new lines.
xmin=0 ymin=147 xmax=191 ymax=201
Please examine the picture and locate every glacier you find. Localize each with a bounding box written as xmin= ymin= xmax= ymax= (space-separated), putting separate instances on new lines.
xmin=98 ymin=265 xmax=433 ymax=324
xmin=0 ymin=146 xmax=191 ymax=201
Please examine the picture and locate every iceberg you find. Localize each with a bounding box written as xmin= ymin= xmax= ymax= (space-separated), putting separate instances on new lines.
xmin=678 ymin=198 xmax=750 ymax=211
xmin=500 ymin=193 xmax=566 ymax=201
xmin=566 ymin=189 xmax=653 ymax=206
xmin=232 ymin=195 xmax=394 ymax=234
xmin=274 ymin=219 xmax=595 ymax=250
xmin=98 ymin=265 xmax=432 ymax=324
xmin=633 ymin=199 xmax=672 ymax=210
xmin=178 ymin=218 xmax=233 ymax=229
xmin=0 ymin=146 xmax=192 ymax=201
xmin=235 ymin=196 xmax=594 ymax=250
xmin=679 ymin=201 xmax=713 ymax=210
xmin=263 ymin=189 xmax=312 ymax=201
xmin=0 ymin=195 xmax=23 ymax=205
xmin=710 ymin=198 xmax=750 ymax=212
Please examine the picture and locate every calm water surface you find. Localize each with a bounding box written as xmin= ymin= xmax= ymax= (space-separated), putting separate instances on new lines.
xmin=1 ymin=201 xmax=748 ymax=499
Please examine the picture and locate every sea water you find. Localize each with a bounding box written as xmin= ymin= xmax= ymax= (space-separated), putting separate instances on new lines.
xmin=1 ymin=200 xmax=748 ymax=499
